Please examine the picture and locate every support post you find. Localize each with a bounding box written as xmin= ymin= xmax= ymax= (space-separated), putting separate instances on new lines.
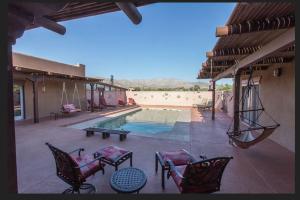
xmin=90 ymin=83 xmax=94 ymax=112
xmin=212 ymin=81 xmax=216 ymax=120
xmin=2 ymin=41 xmax=18 ymax=193
xmin=233 ymin=71 xmax=241 ymax=133
xmin=32 ymin=75 xmax=39 ymax=123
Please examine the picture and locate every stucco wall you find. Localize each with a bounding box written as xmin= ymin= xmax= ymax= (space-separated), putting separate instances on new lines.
xmin=256 ymin=61 xmax=295 ymax=152
xmin=14 ymin=79 xmax=87 ymax=120
xmin=125 ymin=91 xmax=212 ymax=107
xmin=86 ymin=89 xmax=127 ymax=106
xmin=13 ymin=52 xmax=85 ymax=77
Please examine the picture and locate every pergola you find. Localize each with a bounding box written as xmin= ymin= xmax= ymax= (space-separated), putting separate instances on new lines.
xmin=13 ymin=65 xmax=128 ymax=122
xmin=6 ymin=1 xmax=153 ymax=193
xmin=197 ymin=2 xmax=295 ymax=130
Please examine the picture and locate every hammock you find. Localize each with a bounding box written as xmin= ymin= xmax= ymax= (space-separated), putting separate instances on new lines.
xmin=226 ymin=67 xmax=280 ymax=149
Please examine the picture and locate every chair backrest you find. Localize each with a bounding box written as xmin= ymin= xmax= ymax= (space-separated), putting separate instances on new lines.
xmin=128 ymin=98 xmax=136 ymax=105
xmin=99 ymin=96 xmax=107 ymax=106
xmin=181 ymin=157 xmax=233 ymax=193
xmin=45 ymin=143 xmax=82 ymax=187
xmin=118 ymin=100 xmax=125 ymax=105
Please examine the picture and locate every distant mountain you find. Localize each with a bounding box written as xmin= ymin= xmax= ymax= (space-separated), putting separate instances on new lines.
xmin=103 ymin=78 xmax=209 ymax=89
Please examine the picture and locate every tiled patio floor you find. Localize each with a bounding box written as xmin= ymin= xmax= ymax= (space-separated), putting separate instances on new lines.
xmin=15 ymin=106 xmax=294 ymax=193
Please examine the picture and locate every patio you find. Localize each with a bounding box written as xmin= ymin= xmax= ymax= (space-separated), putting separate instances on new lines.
xmin=15 ymin=107 xmax=294 ymax=193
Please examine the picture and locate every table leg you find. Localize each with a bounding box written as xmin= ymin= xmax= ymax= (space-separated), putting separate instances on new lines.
xmin=155 ymin=154 xmax=158 ymax=173
xmin=86 ymin=131 xmax=94 ymax=137
xmin=162 ymin=167 xmax=165 ymax=189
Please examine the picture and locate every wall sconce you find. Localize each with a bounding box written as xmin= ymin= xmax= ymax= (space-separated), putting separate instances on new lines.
xmin=273 ymin=67 xmax=282 ymax=77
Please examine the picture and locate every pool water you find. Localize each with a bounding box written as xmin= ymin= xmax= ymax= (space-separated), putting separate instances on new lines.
xmin=93 ymin=108 xmax=181 ymax=135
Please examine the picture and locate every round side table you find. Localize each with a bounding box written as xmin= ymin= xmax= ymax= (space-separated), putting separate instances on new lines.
xmin=110 ymin=167 xmax=147 ymax=194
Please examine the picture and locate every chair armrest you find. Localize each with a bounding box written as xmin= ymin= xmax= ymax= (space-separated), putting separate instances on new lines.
xmin=166 ymin=159 xmax=184 ymax=179
xmin=199 ymin=154 xmax=208 ymax=160
xmin=75 ymin=156 xmax=104 ymax=169
xmin=69 ymin=148 xmax=84 ymax=157
xmin=181 ymin=149 xmax=197 ymax=162
xmin=155 ymin=152 xmax=165 ymax=166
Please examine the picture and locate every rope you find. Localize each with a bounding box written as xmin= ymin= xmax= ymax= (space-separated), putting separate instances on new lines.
xmin=72 ymin=83 xmax=81 ymax=109
xmin=60 ymin=82 xmax=68 ymax=106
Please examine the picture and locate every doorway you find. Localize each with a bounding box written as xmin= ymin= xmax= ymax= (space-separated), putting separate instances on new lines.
xmin=14 ymin=84 xmax=24 ymax=120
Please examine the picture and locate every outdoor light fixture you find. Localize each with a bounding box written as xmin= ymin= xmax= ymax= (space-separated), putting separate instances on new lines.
xmin=273 ymin=67 xmax=282 ymax=77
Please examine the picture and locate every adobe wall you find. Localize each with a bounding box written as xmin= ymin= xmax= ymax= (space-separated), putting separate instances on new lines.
xmin=125 ymin=91 xmax=212 ymax=107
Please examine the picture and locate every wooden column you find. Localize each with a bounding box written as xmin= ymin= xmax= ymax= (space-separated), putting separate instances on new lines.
xmin=32 ymin=75 xmax=39 ymax=123
xmin=90 ymin=83 xmax=94 ymax=112
xmin=1 ymin=41 xmax=18 ymax=193
xmin=233 ymin=71 xmax=241 ymax=133
xmin=3 ymin=13 xmax=27 ymax=193
xmin=211 ymin=81 xmax=216 ymax=120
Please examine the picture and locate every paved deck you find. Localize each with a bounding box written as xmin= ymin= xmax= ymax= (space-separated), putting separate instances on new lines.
xmin=15 ymin=107 xmax=294 ymax=193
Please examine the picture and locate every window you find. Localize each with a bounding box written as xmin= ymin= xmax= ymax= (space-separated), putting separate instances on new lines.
xmin=241 ymin=84 xmax=260 ymax=126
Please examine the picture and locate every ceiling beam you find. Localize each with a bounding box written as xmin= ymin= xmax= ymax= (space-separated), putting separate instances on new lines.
xmin=115 ymin=2 xmax=142 ymax=25
xmin=216 ymin=14 xmax=295 ymax=37
xmin=34 ymin=17 xmax=66 ymax=35
xmin=213 ymin=27 xmax=295 ymax=81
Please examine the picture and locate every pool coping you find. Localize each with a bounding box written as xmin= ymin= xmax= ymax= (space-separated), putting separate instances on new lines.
xmin=61 ymin=106 xmax=141 ymax=127
xmin=66 ymin=107 xmax=143 ymax=129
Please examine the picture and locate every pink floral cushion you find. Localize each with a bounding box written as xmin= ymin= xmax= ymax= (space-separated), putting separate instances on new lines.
xmin=63 ymin=104 xmax=76 ymax=111
xmin=97 ymin=145 xmax=130 ymax=162
xmin=71 ymin=154 xmax=105 ymax=179
xmin=171 ymin=165 xmax=187 ymax=191
xmin=159 ymin=149 xmax=195 ymax=166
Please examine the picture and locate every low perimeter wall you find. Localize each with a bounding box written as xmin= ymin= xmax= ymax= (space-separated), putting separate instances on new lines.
xmin=125 ymin=91 xmax=212 ymax=107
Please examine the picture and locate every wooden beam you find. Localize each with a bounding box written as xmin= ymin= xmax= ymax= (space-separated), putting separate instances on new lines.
xmin=9 ymin=2 xmax=67 ymax=35
xmin=34 ymin=17 xmax=66 ymax=35
xmin=216 ymin=14 xmax=295 ymax=37
xmin=211 ymin=81 xmax=216 ymax=120
xmin=32 ymin=78 xmax=39 ymax=123
xmin=115 ymin=2 xmax=142 ymax=25
xmin=90 ymin=83 xmax=94 ymax=112
xmin=213 ymin=27 xmax=295 ymax=81
xmin=233 ymin=72 xmax=241 ymax=133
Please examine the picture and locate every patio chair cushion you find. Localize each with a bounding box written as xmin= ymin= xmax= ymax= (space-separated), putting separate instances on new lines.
xmin=71 ymin=154 xmax=105 ymax=179
xmin=170 ymin=165 xmax=187 ymax=190
xmin=97 ymin=145 xmax=130 ymax=163
xmin=158 ymin=149 xmax=195 ymax=166
xmin=118 ymin=100 xmax=125 ymax=106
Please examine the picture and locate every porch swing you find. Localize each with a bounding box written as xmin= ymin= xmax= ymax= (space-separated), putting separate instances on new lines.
xmin=60 ymin=81 xmax=82 ymax=114
xmin=226 ymin=67 xmax=280 ymax=149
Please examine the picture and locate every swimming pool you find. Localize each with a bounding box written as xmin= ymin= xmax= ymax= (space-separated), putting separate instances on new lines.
xmin=69 ymin=108 xmax=191 ymax=141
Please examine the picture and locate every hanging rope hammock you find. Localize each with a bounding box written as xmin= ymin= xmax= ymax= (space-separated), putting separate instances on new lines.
xmin=226 ymin=66 xmax=280 ymax=149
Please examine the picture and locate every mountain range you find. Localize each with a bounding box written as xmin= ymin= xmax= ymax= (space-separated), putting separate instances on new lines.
xmin=103 ymin=78 xmax=209 ymax=89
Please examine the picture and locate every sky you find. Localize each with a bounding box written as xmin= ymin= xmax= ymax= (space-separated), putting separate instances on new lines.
xmin=13 ymin=3 xmax=235 ymax=84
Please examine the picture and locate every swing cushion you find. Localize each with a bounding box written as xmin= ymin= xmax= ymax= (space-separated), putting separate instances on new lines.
xmin=62 ymin=104 xmax=81 ymax=113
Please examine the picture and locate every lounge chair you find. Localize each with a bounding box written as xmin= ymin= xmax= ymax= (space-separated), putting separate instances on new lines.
xmin=61 ymin=104 xmax=81 ymax=114
xmin=45 ymin=143 xmax=105 ymax=194
xmin=196 ymin=99 xmax=212 ymax=111
xmin=167 ymin=156 xmax=233 ymax=193
xmin=99 ymin=96 xmax=117 ymax=108
xmin=118 ymin=99 xmax=126 ymax=106
xmin=128 ymin=98 xmax=136 ymax=105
